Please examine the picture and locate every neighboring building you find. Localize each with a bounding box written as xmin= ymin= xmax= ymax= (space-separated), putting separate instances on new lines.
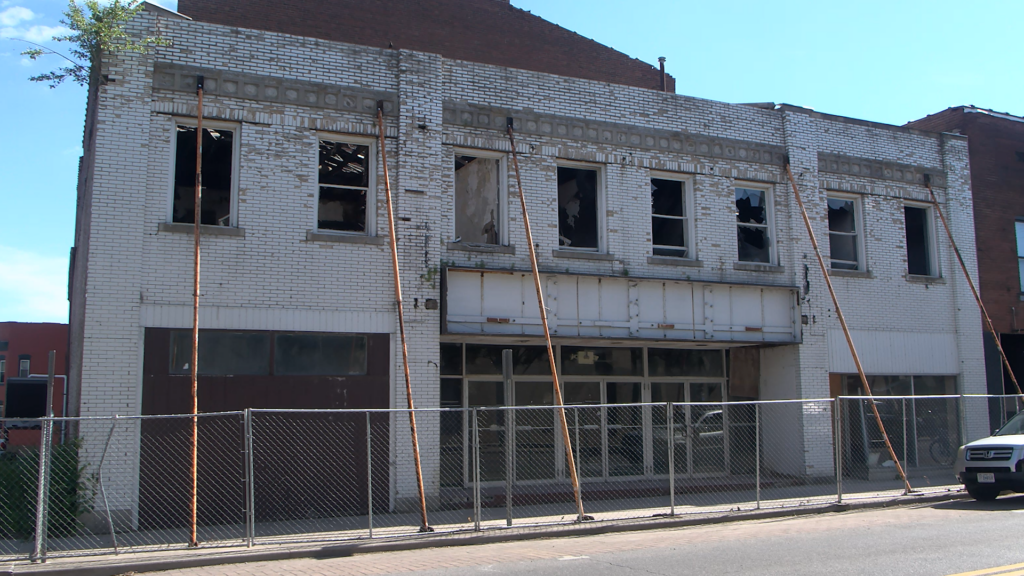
xmin=68 ymin=1 xmax=985 ymax=519
xmin=0 ymin=322 xmax=68 ymax=448
xmin=907 ymin=107 xmax=1024 ymax=402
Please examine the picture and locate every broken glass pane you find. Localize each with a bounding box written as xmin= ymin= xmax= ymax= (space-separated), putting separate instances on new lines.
xmin=454 ymin=156 xmax=501 ymax=244
xmin=173 ymin=125 xmax=234 ymax=226
xmin=735 ymin=187 xmax=766 ymax=225
xmin=318 ymin=140 xmax=369 ymax=232
xmin=736 ymin=187 xmax=770 ymax=263
xmin=651 ymin=179 xmax=684 ymax=217
xmin=652 ymin=218 xmax=686 ymax=257
xmin=827 ymin=198 xmax=856 ymax=233
xmin=557 ymin=167 xmax=599 ymax=249
xmin=829 ymin=234 xmax=858 ymax=269
xmin=905 ymin=206 xmax=931 ymax=275
xmin=651 ymin=178 xmax=687 ymax=257
xmin=737 ymin=227 xmax=770 ymax=263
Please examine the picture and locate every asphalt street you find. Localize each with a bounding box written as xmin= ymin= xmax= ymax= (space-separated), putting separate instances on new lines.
xmin=153 ymin=496 xmax=1024 ymax=576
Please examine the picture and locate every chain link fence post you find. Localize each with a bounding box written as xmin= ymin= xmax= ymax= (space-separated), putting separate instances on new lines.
xmin=98 ymin=416 xmax=120 ymax=554
xmin=901 ymin=397 xmax=908 ymax=495
xmin=31 ymin=418 xmax=52 ymax=563
xmin=366 ymin=411 xmax=373 ymax=539
xmin=244 ymin=409 xmax=255 ymax=547
xmin=755 ymin=403 xmax=760 ymax=510
xmin=834 ymin=398 xmax=843 ymax=504
xmin=504 ymin=406 xmax=513 ymax=527
xmin=667 ymin=402 xmax=674 ymax=516
xmin=473 ymin=407 xmax=480 ymax=532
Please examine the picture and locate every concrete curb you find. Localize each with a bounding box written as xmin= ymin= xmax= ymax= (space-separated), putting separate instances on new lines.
xmin=4 ymin=491 xmax=967 ymax=576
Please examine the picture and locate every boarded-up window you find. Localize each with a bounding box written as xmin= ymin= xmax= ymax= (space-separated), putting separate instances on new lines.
xmin=828 ymin=195 xmax=860 ymax=270
xmin=736 ymin=186 xmax=771 ymax=263
xmin=173 ymin=125 xmax=235 ymax=226
xmin=274 ymin=333 xmax=367 ymax=376
xmin=169 ymin=331 xmax=270 ymax=376
xmin=904 ymin=205 xmax=933 ymax=276
xmin=651 ymin=178 xmax=689 ymax=258
xmin=318 ymin=140 xmax=370 ymax=233
xmin=557 ymin=166 xmax=599 ymax=250
xmin=454 ymin=155 xmax=500 ymax=244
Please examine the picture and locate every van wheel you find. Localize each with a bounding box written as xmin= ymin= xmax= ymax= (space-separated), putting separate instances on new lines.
xmin=967 ymin=486 xmax=1001 ymax=501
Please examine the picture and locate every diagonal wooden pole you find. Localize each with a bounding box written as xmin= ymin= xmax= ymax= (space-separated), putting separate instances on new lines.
xmin=506 ymin=119 xmax=587 ymax=522
xmin=925 ymin=179 xmax=1023 ymax=397
xmin=189 ymin=75 xmax=204 ymax=548
xmin=784 ymin=160 xmax=912 ymax=494
xmin=376 ymin=103 xmax=431 ymax=532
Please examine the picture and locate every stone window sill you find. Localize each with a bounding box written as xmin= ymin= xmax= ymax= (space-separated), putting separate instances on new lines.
xmin=906 ymin=274 xmax=945 ymax=285
xmin=447 ymin=242 xmax=515 ymax=255
xmin=159 ymin=222 xmax=245 ymax=238
xmin=306 ymin=231 xmax=385 ymax=245
xmin=648 ymin=256 xmax=704 ymax=268
xmin=828 ymin=269 xmax=873 ymax=279
xmin=552 ymin=249 xmax=616 ymax=262
xmin=733 ymin=261 xmax=784 ymax=273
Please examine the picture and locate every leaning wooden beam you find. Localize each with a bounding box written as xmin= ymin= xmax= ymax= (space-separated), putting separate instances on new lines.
xmin=925 ymin=178 xmax=1024 ymax=397
xmin=376 ymin=103 xmax=431 ymax=532
xmin=189 ymin=74 xmax=204 ymax=548
xmin=506 ymin=118 xmax=588 ymax=522
xmin=784 ymin=160 xmax=913 ymax=494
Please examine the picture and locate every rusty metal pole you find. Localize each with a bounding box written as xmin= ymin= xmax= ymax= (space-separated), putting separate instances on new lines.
xmin=784 ymin=160 xmax=912 ymax=494
xmin=376 ymin=103 xmax=431 ymax=532
xmin=506 ymin=119 xmax=588 ymax=522
xmin=926 ymin=180 xmax=1023 ymax=397
xmin=189 ymin=75 xmax=204 ymax=548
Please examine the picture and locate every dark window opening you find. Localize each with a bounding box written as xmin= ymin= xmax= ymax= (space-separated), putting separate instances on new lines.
xmin=736 ymin=187 xmax=771 ymax=263
xmin=318 ymin=140 xmax=369 ymax=233
xmin=827 ymin=197 xmax=859 ymax=270
xmin=440 ymin=343 xmax=463 ymax=376
xmin=465 ymin=344 xmax=550 ymax=375
xmin=648 ymin=349 xmax=725 ymax=378
xmin=454 ymin=155 xmax=500 ymax=244
xmin=557 ymin=166 xmax=599 ymax=250
xmin=905 ymin=206 xmax=932 ymax=276
xmin=0 ymin=341 xmax=8 ymax=351
xmin=18 ymin=355 xmax=30 ymax=378
xmin=170 ymin=331 xmax=270 ymax=376
xmin=560 ymin=346 xmax=643 ymax=377
xmin=274 ymin=333 xmax=367 ymax=376
xmin=1016 ymin=151 xmax=1024 ymax=163
xmin=0 ymin=357 xmax=5 ymax=384
xmin=173 ymin=125 xmax=234 ymax=226
xmin=651 ymin=178 xmax=688 ymax=258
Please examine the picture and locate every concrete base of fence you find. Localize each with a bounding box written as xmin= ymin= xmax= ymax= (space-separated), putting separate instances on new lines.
xmin=2 ymin=490 xmax=968 ymax=576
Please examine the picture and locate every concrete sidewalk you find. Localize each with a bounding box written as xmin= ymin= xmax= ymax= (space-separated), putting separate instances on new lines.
xmin=1 ymin=489 xmax=967 ymax=576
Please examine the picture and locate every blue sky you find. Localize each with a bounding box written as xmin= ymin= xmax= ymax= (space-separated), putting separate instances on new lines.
xmin=1 ymin=0 xmax=1020 ymax=323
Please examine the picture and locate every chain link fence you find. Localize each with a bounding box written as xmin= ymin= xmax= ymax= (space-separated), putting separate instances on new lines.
xmin=1 ymin=395 xmax=1018 ymax=562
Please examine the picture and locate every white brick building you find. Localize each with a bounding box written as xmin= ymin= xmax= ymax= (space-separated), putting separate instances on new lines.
xmin=68 ymin=3 xmax=984 ymax=515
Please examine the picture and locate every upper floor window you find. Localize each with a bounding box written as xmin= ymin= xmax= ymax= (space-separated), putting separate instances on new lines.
xmin=171 ymin=120 xmax=239 ymax=227
xmin=735 ymin=185 xmax=773 ymax=263
xmin=557 ymin=164 xmax=601 ymax=251
xmin=651 ymin=175 xmax=693 ymax=259
xmin=18 ymin=357 xmax=30 ymax=378
xmin=1015 ymin=220 xmax=1024 ymax=291
xmin=454 ymin=152 xmax=504 ymax=245
xmin=827 ymin=194 xmax=863 ymax=271
xmin=0 ymin=357 xmax=5 ymax=383
xmin=317 ymin=137 xmax=374 ymax=235
xmin=904 ymin=204 xmax=936 ymax=276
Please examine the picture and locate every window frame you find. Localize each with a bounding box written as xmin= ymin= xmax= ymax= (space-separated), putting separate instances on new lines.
xmin=1015 ymin=219 xmax=1024 ymax=293
xmin=452 ymin=148 xmax=508 ymax=246
xmin=167 ymin=117 xmax=242 ymax=228
xmin=826 ymin=192 xmax=866 ymax=272
xmin=649 ymin=171 xmax=696 ymax=260
xmin=313 ymin=132 xmax=377 ymax=237
xmin=0 ymin=356 xmax=5 ymax=383
xmin=18 ymin=358 xmax=30 ymax=378
xmin=904 ymin=201 xmax=940 ymax=278
xmin=555 ymin=160 xmax=606 ymax=253
xmin=734 ymin=182 xmax=775 ymax=265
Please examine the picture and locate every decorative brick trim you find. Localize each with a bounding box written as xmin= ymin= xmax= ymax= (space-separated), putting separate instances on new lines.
xmin=817 ymin=152 xmax=946 ymax=187
xmin=443 ymin=101 xmax=786 ymax=166
xmin=153 ymin=63 xmax=398 ymax=116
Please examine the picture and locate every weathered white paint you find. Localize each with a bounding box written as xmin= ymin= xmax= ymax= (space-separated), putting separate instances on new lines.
xmin=445 ymin=269 xmax=800 ymax=343
xmin=140 ymin=304 xmax=395 ymax=333
xmin=827 ymin=329 xmax=959 ymax=375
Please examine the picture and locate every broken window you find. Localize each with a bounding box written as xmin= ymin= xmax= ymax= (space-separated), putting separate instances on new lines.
xmin=173 ymin=124 xmax=235 ymax=226
xmin=651 ymin=177 xmax=690 ymax=258
xmin=904 ymin=205 xmax=934 ymax=276
xmin=274 ymin=333 xmax=367 ymax=376
xmin=169 ymin=331 xmax=271 ymax=376
xmin=318 ymin=139 xmax=371 ymax=233
xmin=1016 ymin=221 xmax=1024 ymax=290
xmin=735 ymin=186 xmax=772 ymax=263
xmin=557 ymin=166 xmax=599 ymax=250
xmin=454 ymin=155 xmax=501 ymax=244
xmin=827 ymin=195 xmax=861 ymax=270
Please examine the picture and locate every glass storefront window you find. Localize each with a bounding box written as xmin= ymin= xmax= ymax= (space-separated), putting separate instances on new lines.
xmin=440 ymin=343 xmax=463 ymax=376
xmin=560 ymin=347 xmax=642 ymax=376
xmin=465 ymin=345 xmax=551 ymax=375
xmin=648 ymin=349 xmax=724 ymax=378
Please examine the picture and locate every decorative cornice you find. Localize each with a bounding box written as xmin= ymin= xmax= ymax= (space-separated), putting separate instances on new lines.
xmin=152 ymin=63 xmax=397 ymax=116
xmin=443 ymin=101 xmax=786 ymax=166
xmin=817 ymin=152 xmax=946 ymax=188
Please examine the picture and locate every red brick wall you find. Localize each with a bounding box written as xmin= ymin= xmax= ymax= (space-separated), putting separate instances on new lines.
xmin=175 ymin=0 xmax=675 ymax=93
xmin=907 ymin=109 xmax=1024 ymax=334
xmin=0 ymin=322 xmax=68 ymax=419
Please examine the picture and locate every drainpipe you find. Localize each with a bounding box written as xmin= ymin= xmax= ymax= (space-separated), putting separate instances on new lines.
xmin=658 ymin=57 xmax=667 ymax=92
